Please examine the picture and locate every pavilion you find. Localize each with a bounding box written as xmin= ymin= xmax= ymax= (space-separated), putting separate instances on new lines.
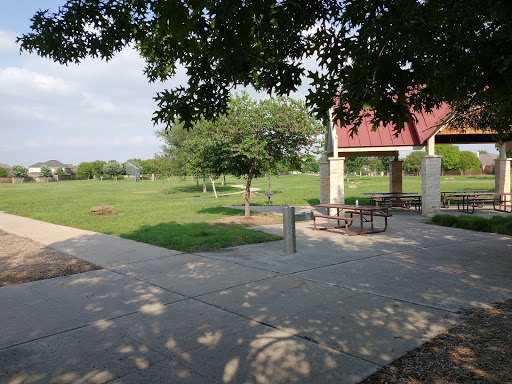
xmin=320 ymin=105 xmax=512 ymax=217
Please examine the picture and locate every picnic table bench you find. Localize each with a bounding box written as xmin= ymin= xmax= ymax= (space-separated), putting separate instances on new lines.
xmin=314 ymin=204 xmax=391 ymax=235
xmin=362 ymin=192 xmax=419 ymax=207
xmin=441 ymin=190 xmax=489 ymax=208
xmin=449 ymin=192 xmax=512 ymax=214
xmin=371 ymin=193 xmax=422 ymax=213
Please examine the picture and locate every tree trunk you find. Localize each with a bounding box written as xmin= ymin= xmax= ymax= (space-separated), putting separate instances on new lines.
xmin=196 ymin=177 xmax=200 ymax=190
xmin=244 ymin=162 xmax=257 ymax=218
xmin=202 ymin=175 xmax=207 ymax=193
xmin=223 ymin=175 xmax=227 ymax=191
xmin=209 ymin=176 xmax=218 ymax=198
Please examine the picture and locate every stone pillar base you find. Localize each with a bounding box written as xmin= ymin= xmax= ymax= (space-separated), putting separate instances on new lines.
xmin=389 ymin=161 xmax=403 ymax=193
xmin=495 ymin=159 xmax=511 ymax=194
xmin=319 ymin=162 xmax=330 ymax=204
xmin=421 ymin=155 xmax=441 ymax=218
xmin=329 ymin=158 xmax=345 ymax=205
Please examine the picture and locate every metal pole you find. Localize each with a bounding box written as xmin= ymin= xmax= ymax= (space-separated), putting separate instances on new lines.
xmin=283 ymin=205 xmax=296 ymax=254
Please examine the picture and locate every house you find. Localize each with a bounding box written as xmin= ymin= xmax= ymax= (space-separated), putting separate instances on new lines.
xmin=0 ymin=163 xmax=11 ymax=176
xmin=477 ymin=152 xmax=497 ymax=173
xmin=28 ymin=160 xmax=72 ymax=176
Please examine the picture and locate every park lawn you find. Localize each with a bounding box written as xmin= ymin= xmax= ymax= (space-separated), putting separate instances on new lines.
xmin=0 ymin=174 xmax=496 ymax=251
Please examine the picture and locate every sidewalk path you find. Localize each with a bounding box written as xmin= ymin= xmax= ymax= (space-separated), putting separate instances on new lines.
xmin=1 ymin=209 xmax=511 ymax=383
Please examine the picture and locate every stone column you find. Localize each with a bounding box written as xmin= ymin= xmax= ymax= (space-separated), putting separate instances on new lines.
xmin=421 ymin=155 xmax=442 ymax=217
xmin=494 ymin=159 xmax=511 ymax=194
xmin=329 ymin=157 xmax=345 ymax=205
xmin=319 ymin=161 xmax=330 ymax=204
xmin=389 ymin=161 xmax=403 ymax=193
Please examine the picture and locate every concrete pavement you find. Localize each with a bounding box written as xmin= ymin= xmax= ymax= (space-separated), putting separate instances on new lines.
xmin=1 ymin=208 xmax=511 ymax=383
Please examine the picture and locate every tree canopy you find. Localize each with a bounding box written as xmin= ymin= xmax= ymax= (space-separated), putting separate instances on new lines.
xmin=435 ymin=145 xmax=461 ymax=171
xmin=403 ymin=151 xmax=425 ymax=173
xmin=38 ymin=165 xmax=54 ymax=178
xmin=459 ymin=151 xmax=481 ymax=173
xmin=11 ymin=165 xmax=28 ymax=179
xmin=103 ymin=160 xmax=124 ymax=180
xmin=18 ymin=0 xmax=512 ymax=135
xmin=191 ymin=93 xmax=321 ymax=217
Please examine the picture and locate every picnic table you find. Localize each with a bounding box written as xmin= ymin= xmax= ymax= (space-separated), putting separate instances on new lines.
xmin=371 ymin=193 xmax=422 ymax=213
xmin=362 ymin=192 xmax=419 ymax=206
xmin=441 ymin=190 xmax=489 ymax=208
xmin=313 ymin=203 xmax=391 ymax=235
xmin=450 ymin=192 xmax=512 ymax=214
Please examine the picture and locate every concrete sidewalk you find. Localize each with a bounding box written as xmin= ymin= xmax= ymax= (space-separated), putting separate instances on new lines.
xmin=1 ymin=209 xmax=511 ymax=383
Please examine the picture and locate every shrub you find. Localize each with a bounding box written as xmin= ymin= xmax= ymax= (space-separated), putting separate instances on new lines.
xmin=103 ymin=161 xmax=123 ymax=180
xmin=38 ymin=165 xmax=54 ymax=178
xmin=0 ymin=167 xmax=8 ymax=177
xmin=429 ymin=214 xmax=512 ymax=236
xmin=55 ymin=168 xmax=67 ymax=176
xmin=11 ymin=165 xmax=28 ymax=178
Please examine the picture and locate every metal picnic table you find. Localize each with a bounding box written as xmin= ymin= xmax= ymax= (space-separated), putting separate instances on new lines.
xmin=313 ymin=203 xmax=391 ymax=235
xmin=371 ymin=193 xmax=422 ymax=213
xmin=441 ymin=190 xmax=490 ymax=208
xmin=449 ymin=192 xmax=512 ymax=214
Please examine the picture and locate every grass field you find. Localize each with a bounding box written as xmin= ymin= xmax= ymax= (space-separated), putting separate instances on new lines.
xmin=0 ymin=174 xmax=497 ymax=251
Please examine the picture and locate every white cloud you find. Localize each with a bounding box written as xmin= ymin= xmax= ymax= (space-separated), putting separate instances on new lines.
xmin=112 ymin=135 xmax=160 ymax=147
xmin=0 ymin=66 xmax=73 ymax=95
xmin=0 ymin=30 xmax=18 ymax=55
xmin=0 ymin=42 xmax=182 ymax=166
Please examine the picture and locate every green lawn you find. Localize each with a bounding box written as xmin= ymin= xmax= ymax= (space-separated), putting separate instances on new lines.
xmin=0 ymin=174 xmax=497 ymax=251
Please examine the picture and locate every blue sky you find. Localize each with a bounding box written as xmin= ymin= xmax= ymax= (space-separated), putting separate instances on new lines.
xmin=0 ymin=2 xmax=497 ymax=167
xmin=1 ymin=1 xmax=176 ymax=167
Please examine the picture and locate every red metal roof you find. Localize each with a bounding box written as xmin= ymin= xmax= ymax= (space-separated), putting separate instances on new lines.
xmin=335 ymin=104 xmax=451 ymax=149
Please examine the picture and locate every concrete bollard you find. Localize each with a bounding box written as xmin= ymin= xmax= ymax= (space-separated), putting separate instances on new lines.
xmin=283 ymin=205 xmax=296 ymax=254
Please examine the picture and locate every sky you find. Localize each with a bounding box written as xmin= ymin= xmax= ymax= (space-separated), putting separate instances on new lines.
xmin=0 ymin=1 xmax=497 ymax=168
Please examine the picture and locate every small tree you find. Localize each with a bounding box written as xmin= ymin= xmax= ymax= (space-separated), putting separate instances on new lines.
xmin=403 ymin=151 xmax=426 ymax=173
xmin=103 ymin=160 xmax=123 ymax=180
xmin=0 ymin=167 xmax=8 ymax=177
xmin=459 ymin=151 xmax=481 ymax=175
xmin=378 ymin=156 xmax=395 ymax=172
xmin=141 ymin=159 xmax=160 ymax=175
xmin=192 ymin=93 xmax=321 ymax=218
xmin=38 ymin=165 xmax=54 ymax=180
xmin=55 ymin=168 xmax=67 ymax=176
xmin=11 ymin=165 xmax=28 ymax=178
xmin=155 ymin=119 xmax=196 ymax=178
xmin=345 ymin=157 xmax=367 ymax=182
xmin=435 ymin=145 xmax=461 ymax=172
xmin=366 ymin=158 xmax=384 ymax=175
xmin=189 ymin=134 xmax=231 ymax=198
xmin=90 ymin=160 xmax=106 ymax=178
xmin=154 ymin=155 xmax=174 ymax=193
xmin=76 ymin=162 xmax=93 ymax=179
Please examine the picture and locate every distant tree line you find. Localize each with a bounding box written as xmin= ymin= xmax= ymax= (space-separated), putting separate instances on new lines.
xmin=403 ymin=145 xmax=481 ymax=174
xmin=74 ymin=159 xmax=161 ymax=180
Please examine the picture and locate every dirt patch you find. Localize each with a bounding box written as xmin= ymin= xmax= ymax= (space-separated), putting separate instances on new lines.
xmin=361 ymin=300 xmax=512 ymax=384
xmin=212 ymin=214 xmax=282 ymax=227
xmin=0 ymin=230 xmax=101 ymax=287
